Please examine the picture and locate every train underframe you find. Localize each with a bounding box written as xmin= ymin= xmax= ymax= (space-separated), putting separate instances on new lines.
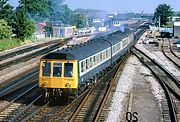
xmin=43 ymin=88 xmax=78 ymax=102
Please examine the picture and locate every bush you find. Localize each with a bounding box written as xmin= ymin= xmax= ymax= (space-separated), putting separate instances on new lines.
xmin=0 ymin=19 xmax=12 ymax=39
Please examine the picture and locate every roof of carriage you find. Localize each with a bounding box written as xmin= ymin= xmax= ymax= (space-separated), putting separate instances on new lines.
xmin=42 ymin=29 xmax=133 ymax=61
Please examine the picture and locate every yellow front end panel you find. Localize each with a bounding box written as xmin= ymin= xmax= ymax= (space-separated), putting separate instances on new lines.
xmin=39 ymin=60 xmax=78 ymax=89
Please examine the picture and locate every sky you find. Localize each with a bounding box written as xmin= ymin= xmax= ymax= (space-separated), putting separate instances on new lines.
xmin=9 ymin=0 xmax=180 ymax=13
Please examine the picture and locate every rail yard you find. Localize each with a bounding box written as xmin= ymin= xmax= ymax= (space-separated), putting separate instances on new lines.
xmin=0 ymin=21 xmax=180 ymax=122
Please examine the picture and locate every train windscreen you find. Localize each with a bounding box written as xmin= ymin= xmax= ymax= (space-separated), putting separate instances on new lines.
xmin=53 ymin=63 xmax=62 ymax=77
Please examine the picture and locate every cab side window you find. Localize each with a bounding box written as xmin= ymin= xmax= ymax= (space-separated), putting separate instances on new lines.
xmin=64 ymin=63 xmax=73 ymax=77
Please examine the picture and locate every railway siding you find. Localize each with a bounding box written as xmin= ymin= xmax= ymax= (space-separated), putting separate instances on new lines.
xmin=161 ymin=38 xmax=180 ymax=70
xmin=132 ymin=47 xmax=180 ymax=122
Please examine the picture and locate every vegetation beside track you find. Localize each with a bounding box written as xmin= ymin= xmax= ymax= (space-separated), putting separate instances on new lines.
xmin=0 ymin=39 xmax=21 ymax=52
xmin=0 ymin=38 xmax=39 ymax=52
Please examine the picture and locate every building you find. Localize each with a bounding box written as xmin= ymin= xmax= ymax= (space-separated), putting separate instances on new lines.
xmin=172 ymin=16 xmax=180 ymax=22
xmin=52 ymin=26 xmax=76 ymax=38
xmin=174 ymin=22 xmax=180 ymax=38
xmin=33 ymin=22 xmax=46 ymax=39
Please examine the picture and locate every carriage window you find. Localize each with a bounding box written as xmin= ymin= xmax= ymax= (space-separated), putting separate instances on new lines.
xmin=53 ymin=63 xmax=62 ymax=77
xmin=83 ymin=61 xmax=85 ymax=71
xmin=90 ymin=57 xmax=93 ymax=67
xmin=106 ymin=50 xmax=108 ymax=58
xmin=42 ymin=62 xmax=51 ymax=76
xmin=86 ymin=59 xmax=88 ymax=69
xmin=108 ymin=49 xmax=111 ymax=58
xmin=103 ymin=52 xmax=106 ymax=59
xmin=113 ymin=47 xmax=115 ymax=54
xmin=93 ymin=56 xmax=96 ymax=64
xmin=100 ymin=53 xmax=103 ymax=61
xmin=64 ymin=63 xmax=73 ymax=77
xmin=98 ymin=54 xmax=100 ymax=62
xmin=116 ymin=45 xmax=118 ymax=52
xmin=81 ymin=62 xmax=84 ymax=72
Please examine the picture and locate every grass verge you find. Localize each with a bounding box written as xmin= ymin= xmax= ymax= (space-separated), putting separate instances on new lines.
xmin=0 ymin=38 xmax=21 ymax=52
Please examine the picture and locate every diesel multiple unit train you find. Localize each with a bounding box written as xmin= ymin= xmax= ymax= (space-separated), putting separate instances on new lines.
xmin=39 ymin=23 xmax=148 ymax=100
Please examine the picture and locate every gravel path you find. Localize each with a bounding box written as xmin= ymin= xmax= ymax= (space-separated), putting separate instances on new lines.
xmin=106 ymin=55 xmax=162 ymax=122
xmin=131 ymin=58 xmax=162 ymax=122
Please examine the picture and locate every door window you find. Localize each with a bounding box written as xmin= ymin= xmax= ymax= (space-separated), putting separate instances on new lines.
xmin=64 ymin=63 xmax=73 ymax=77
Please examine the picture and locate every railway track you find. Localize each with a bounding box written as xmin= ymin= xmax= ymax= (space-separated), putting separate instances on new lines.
xmin=22 ymin=90 xmax=88 ymax=122
xmin=19 ymin=28 xmax=146 ymax=122
xmin=18 ymin=55 xmax=128 ymax=122
xmin=48 ymin=55 xmax=127 ymax=122
xmin=161 ymin=38 xmax=180 ymax=70
xmin=0 ymin=38 xmax=64 ymax=62
xmin=0 ymin=35 xmax=90 ymax=70
xmin=170 ymin=40 xmax=180 ymax=60
xmin=0 ymin=42 xmax=63 ymax=70
xmin=0 ymin=84 xmax=43 ymax=121
xmin=132 ymin=47 xmax=180 ymax=122
xmin=0 ymin=67 xmax=38 ymax=97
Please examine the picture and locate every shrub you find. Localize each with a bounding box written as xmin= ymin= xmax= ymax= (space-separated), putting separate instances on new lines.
xmin=0 ymin=19 xmax=12 ymax=39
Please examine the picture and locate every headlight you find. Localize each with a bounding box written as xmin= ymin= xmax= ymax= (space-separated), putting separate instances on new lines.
xmin=65 ymin=82 xmax=71 ymax=88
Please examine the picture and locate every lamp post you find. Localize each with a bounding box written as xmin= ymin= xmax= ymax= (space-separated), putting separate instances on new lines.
xmin=104 ymin=39 xmax=112 ymax=65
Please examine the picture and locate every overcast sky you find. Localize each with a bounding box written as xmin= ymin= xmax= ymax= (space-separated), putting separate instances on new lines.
xmin=9 ymin=0 xmax=180 ymax=13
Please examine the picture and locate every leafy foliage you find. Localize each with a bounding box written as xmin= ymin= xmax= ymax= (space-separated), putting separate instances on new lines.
xmin=74 ymin=14 xmax=86 ymax=28
xmin=0 ymin=38 xmax=21 ymax=51
xmin=0 ymin=19 xmax=12 ymax=39
xmin=0 ymin=0 xmax=14 ymax=25
xmin=13 ymin=7 xmax=35 ymax=40
xmin=44 ymin=22 xmax=53 ymax=37
xmin=47 ymin=0 xmax=74 ymax=25
xmin=154 ymin=3 xmax=173 ymax=26
xmin=19 ymin=0 xmax=48 ymax=20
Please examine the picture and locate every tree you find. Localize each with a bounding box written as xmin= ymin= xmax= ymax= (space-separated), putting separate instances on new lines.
xmin=0 ymin=19 xmax=12 ymax=39
xmin=74 ymin=14 xmax=86 ymax=28
xmin=154 ymin=3 xmax=173 ymax=26
xmin=19 ymin=0 xmax=48 ymax=20
xmin=44 ymin=22 xmax=53 ymax=37
xmin=13 ymin=7 xmax=35 ymax=40
xmin=0 ymin=0 xmax=14 ymax=25
xmin=48 ymin=0 xmax=67 ymax=22
xmin=63 ymin=4 xmax=75 ymax=25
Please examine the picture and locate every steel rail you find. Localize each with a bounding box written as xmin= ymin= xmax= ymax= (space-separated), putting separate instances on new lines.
xmin=0 ymin=84 xmax=38 ymax=112
xmin=132 ymin=47 xmax=178 ymax=122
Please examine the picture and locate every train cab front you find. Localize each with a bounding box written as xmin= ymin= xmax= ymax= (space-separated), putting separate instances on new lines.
xmin=39 ymin=59 xmax=78 ymax=100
